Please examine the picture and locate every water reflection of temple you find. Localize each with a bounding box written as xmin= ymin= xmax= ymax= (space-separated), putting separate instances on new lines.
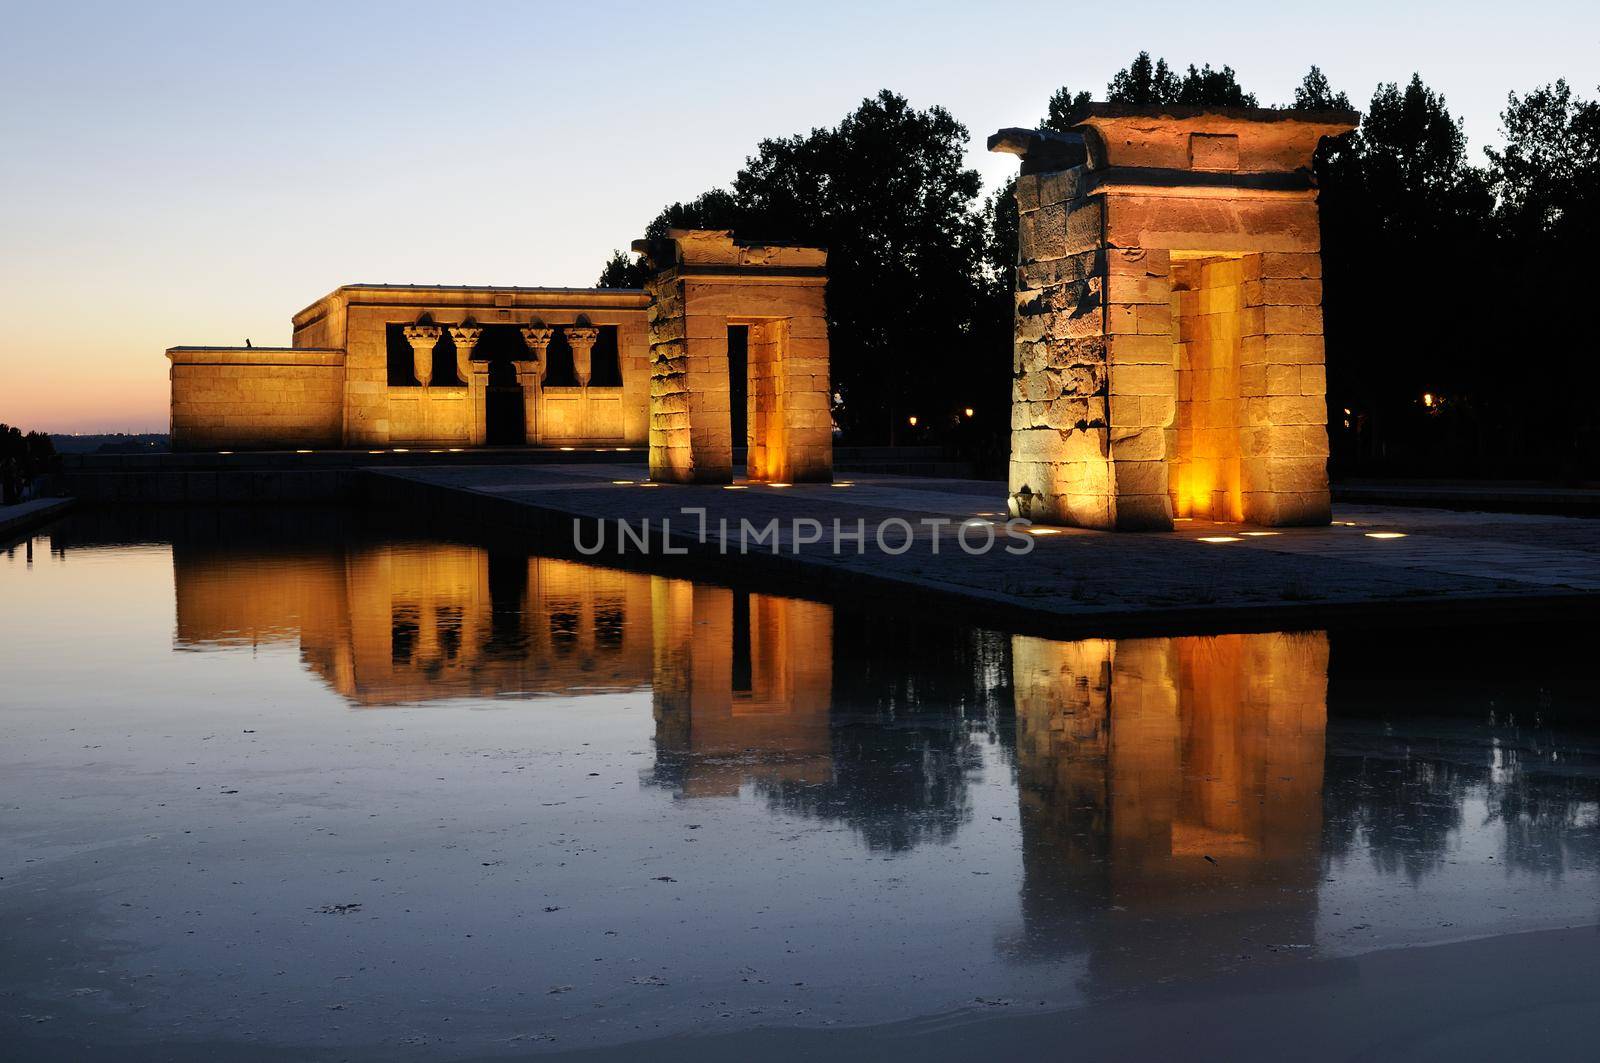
xmin=174 ymin=544 xmax=656 ymax=704
xmin=1009 ymin=631 xmax=1329 ymax=987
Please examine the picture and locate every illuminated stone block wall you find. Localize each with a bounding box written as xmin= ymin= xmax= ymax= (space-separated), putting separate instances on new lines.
xmin=167 ymin=347 xmax=345 ymax=451
xmin=994 ymin=105 xmax=1355 ymax=529
xmin=639 ymin=230 xmax=832 ymax=484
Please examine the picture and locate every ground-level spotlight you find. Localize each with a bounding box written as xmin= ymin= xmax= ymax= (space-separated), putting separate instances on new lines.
xmin=612 ymin=480 xmax=635 ymax=485
xmin=1241 ymin=531 xmax=1280 ymax=537
xmin=1365 ymin=532 xmax=1408 ymax=539
xmin=1199 ymin=536 xmax=1243 ymax=544
xmin=1026 ymin=527 xmax=1064 ymax=536
xmin=723 ymin=485 xmax=748 ymax=490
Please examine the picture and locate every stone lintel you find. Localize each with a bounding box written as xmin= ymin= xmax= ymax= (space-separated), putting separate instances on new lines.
xmin=633 ymin=229 xmax=828 ymax=274
xmin=993 ymin=106 xmax=1357 ymax=180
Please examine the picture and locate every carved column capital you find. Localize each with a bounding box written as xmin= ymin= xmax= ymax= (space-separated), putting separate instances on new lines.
xmin=402 ymin=324 xmax=442 ymax=386
xmin=448 ymin=325 xmax=483 ymax=381
xmin=563 ymin=326 xmax=600 ymax=349
xmin=564 ymin=326 xmax=601 ymax=387
xmin=519 ymin=325 xmax=554 ymax=356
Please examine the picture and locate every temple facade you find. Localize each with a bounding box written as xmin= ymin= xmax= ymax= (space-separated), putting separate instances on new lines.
xmin=165 ymin=231 xmax=833 ymax=484
xmin=169 ymin=285 xmax=652 ymax=451
xmin=992 ymin=103 xmax=1359 ymax=530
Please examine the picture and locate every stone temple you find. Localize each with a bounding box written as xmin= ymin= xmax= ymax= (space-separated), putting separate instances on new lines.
xmin=169 ymin=104 xmax=1356 ymax=524
xmin=166 ymin=230 xmax=832 ymax=485
xmin=991 ymin=103 xmax=1358 ymax=530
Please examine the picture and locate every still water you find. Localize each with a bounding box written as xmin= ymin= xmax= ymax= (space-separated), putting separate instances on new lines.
xmin=2 ymin=509 xmax=1598 ymax=1058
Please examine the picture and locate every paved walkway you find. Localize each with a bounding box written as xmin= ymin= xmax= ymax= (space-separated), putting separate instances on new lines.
xmin=0 ymin=497 xmax=73 ymax=541
xmin=371 ymin=464 xmax=1600 ymax=634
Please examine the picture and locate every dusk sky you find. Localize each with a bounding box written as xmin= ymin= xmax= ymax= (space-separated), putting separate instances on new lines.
xmin=4 ymin=0 xmax=1597 ymax=433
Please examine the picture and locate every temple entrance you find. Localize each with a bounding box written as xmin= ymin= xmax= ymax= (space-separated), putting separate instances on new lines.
xmin=479 ymin=326 xmax=528 ymax=446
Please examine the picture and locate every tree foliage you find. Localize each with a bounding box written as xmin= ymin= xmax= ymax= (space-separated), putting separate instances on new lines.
xmin=0 ymin=424 xmax=57 ymax=504
xmin=1105 ymin=51 xmax=1258 ymax=107
xmin=595 ymin=249 xmax=648 ymax=288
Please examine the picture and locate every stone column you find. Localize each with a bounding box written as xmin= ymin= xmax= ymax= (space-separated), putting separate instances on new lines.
xmin=565 ymin=326 xmax=600 ymax=388
xmin=449 ymin=324 xmax=485 ymax=445
xmin=403 ymin=324 xmax=441 ymax=387
xmin=517 ymin=325 xmax=553 ymax=444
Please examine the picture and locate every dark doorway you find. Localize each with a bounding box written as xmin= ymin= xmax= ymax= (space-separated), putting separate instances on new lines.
xmin=486 ymin=384 xmax=524 ymax=445
xmin=478 ymin=325 xmax=528 ymax=445
xmin=728 ymin=325 xmax=749 ymax=448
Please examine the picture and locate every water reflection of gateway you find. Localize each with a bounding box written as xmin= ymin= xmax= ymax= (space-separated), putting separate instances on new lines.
xmin=1009 ymin=632 xmax=1329 ymax=986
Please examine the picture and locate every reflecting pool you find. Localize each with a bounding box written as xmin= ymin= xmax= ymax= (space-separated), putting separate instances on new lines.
xmin=2 ymin=510 xmax=1598 ymax=1059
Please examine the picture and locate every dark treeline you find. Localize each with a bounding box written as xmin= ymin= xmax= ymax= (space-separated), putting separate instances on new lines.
xmin=601 ymin=54 xmax=1600 ymax=479
xmin=1 ymin=423 xmax=58 ymax=504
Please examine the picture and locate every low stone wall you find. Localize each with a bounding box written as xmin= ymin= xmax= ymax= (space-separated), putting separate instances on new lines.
xmin=168 ymin=348 xmax=345 ymax=451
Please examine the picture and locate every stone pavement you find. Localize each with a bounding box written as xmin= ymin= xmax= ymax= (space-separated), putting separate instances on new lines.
xmin=369 ymin=464 xmax=1600 ymax=635
xmin=0 ymin=497 xmax=74 ymax=541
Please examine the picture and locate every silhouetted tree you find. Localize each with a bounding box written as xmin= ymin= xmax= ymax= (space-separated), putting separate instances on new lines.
xmin=595 ymin=249 xmax=647 ymax=288
xmin=0 ymin=424 xmax=57 ymax=505
xmin=1104 ymin=52 xmax=1257 ymax=107
xmin=1484 ymin=80 xmax=1600 ymax=472
xmin=1294 ymin=65 xmax=1352 ymax=111
xmin=1042 ymin=85 xmax=1093 ymax=129
xmin=1106 ymin=51 xmax=1182 ymax=105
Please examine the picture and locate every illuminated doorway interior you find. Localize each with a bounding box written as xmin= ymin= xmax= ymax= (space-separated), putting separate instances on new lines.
xmin=1170 ymin=253 xmax=1248 ymax=522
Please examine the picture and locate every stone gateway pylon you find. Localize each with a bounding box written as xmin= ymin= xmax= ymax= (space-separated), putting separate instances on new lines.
xmin=991 ymin=103 xmax=1358 ymax=530
xmin=634 ymin=230 xmax=833 ymax=485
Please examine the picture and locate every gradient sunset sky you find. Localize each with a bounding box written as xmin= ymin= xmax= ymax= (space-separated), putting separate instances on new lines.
xmin=4 ymin=0 xmax=1596 ymax=433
